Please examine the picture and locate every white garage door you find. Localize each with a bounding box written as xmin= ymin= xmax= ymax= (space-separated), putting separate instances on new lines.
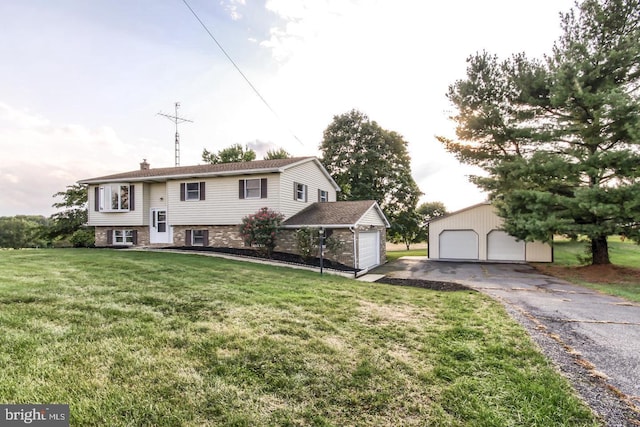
xmin=487 ymin=230 xmax=525 ymax=261
xmin=439 ymin=230 xmax=479 ymax=260
xmin=358 ymin=231 xmax=380 ymax=270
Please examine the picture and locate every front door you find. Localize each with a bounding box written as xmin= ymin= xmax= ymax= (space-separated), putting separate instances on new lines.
xmin=150 ymin=209 xmax=170 ymax=244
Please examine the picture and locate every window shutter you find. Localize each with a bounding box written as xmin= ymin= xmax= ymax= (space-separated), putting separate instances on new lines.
xmin=261 ymin=178 xmax=267 ymax=199
xmin=304 ymin=184 xmax=308 ymax=202
xmin=180 ymin=183 xmax=186 ymax=201
xmin=199 ymin=182 xmax=206 ymax=200
xmin=186 ymin=230 xmax=192 ymax=246
xmin=318 ymin=189 xmax=321 ymax=202
xmin=132 ymin=230 xmax=138 ymax=245
xmin=129 ymin=185 xmax=135 ymax=211
xmin=293 ymin=182 xmax=297 ymax=201
xmin=106 ymin=229 xmax=113 ymax=245
xmin=203 ymin=230 xmax=209 ymax=247
xmin=94 ymin=187 xmax=100 ymax=211
xmin=239 ymin=180 xmax=245 ymax=199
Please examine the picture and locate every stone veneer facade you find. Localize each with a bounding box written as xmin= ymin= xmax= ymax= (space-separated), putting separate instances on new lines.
xmin=95 ymin=224 xmax=386 ymax=270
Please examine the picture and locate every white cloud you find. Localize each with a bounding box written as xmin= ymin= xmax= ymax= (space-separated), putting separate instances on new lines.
xmin=0 ymin=103 xmax=138 ymax=216
xmin=220 ymin=0 xmax=246 ymax=21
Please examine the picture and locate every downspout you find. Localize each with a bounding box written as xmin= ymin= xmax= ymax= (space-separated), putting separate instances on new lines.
xmin=349 ymin=227 xmax=356 ymax=277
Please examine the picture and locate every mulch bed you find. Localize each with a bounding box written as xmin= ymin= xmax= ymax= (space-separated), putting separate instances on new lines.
xmin=535 ymin=264 xmax=640 ymax=285
xmin=163 ymin=246 xmax=359 ymax=272
xmin=375 ymin=277 xmax=473 ymax=291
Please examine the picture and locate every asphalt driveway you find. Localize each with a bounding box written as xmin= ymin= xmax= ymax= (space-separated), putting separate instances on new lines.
xmin=371 ymin=258 xmax=640 ymax=425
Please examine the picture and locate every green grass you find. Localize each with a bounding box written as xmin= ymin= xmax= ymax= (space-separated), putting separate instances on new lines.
xmin=0 ymin=249 xmax=598 ymax=426
xmin=386 ymin=248 xmax=427 ymax=261
xmin=547 ymin=237 xmax=640 ymax=303
xmin=552 ymin=236 xmax=640 ymax=268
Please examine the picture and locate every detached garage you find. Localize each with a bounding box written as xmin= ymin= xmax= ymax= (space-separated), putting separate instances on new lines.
xmin=428 ymin=203 xmax=552 ymax=262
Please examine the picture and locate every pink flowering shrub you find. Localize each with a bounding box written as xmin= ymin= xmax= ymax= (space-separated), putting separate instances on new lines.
xmin=239 ymin=207 xmax=285 ymax=257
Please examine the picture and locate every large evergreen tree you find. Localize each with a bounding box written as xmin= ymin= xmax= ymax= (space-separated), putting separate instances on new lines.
xmin=438 ymin=0 xmax=640 ymax=265
xmin=320 ymin=109 xmax=422 ymax=223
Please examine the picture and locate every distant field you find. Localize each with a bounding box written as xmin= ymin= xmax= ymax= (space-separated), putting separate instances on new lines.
xmin=552 ymin=236 xmax=640 ymax=268
xmin=0 ymin=249 xmax=597 ymax=426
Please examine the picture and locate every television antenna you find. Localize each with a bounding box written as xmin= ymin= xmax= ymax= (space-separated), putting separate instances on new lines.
xmin=158 ymin=102 xmax=193 ymax=167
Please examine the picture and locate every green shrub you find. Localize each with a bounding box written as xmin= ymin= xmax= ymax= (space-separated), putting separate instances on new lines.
xmin=240 ymin=208 xmax=284 ymax=258
xmin=70 ymin=227 xmax=95 ymax=247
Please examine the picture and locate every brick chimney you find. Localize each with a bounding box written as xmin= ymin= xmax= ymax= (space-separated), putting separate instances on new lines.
xmin=140 ymin=159 xmax=150 ymax=170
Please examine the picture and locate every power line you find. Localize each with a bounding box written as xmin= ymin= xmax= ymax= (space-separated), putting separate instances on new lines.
xmin=181 ymin=0 xmax=304 ymax=145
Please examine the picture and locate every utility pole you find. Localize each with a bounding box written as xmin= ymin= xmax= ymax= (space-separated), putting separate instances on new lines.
xmin=158 ymin=102 xmax=193 ymax=167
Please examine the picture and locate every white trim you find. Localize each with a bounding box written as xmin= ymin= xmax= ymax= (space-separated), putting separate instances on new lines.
xmin=354 ymin=202 xmax=391 ymax=228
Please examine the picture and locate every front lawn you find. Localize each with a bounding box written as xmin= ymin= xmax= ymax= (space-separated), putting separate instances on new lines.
xmin=0 ymin=249 xmax=598 ymax=426
xmin=386 ymin=248 xmax=426 ymax=261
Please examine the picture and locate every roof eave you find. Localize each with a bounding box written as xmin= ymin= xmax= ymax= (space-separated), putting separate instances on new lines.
xmin=78 ymin=167 xmax=283 ymax=185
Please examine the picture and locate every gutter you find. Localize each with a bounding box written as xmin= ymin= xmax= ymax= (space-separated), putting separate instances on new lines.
xmin=78 ymin=169 xmax=282 ymax=185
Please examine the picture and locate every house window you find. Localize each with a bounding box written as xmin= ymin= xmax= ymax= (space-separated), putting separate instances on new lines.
xmin=319 ymin=189 xmax=329 ymax=202
xmin=99 ymin=184 xmax=130 ymax=211
xmin=180 ymin=182 xmax=206 ymax=201
xmin=245 ymin=179 xmax=261 ymax=199
xmin=239 ymin=178 xmax=267 ymax=199
xmin=114 ymin=230 xmax=134 ymax=245
xmin=186 ymin=183 xmax=200 ymax=200
xmin=295 ymin=182 xmax=307 ymax=202
xmin=192 ymin=230 xmax=205 ymax=246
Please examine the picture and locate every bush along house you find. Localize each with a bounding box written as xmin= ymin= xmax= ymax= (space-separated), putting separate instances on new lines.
xmin=78 ymin=157 xmax=389 ymax=271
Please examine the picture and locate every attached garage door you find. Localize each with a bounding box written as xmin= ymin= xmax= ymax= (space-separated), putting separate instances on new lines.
xmin=358 ymin=231 xmax=380 ymax=270
xmin=439 ymin=230 xmax=479 ymax=260
xmin=487 ymin=230 xmax=525 ymax=261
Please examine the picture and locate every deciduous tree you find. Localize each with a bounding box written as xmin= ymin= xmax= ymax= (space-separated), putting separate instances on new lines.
xmin=42 ymin=184 xmax=94 ymax=247
xmin=320 ymin=109 xmax=422 ymax=224
xmin=202 ymin=143 xmax=256 ymax=164
xmin=264 ymin=148 xmax=291 ymax=160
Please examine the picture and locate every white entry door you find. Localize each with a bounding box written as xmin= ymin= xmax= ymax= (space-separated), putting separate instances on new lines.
xmin=150 ymin=209 xmax=170 ymax=244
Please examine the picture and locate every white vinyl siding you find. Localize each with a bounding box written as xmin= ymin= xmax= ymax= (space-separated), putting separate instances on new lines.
xmin=279 ymin=161 xmax=337 ymax=218
xmin=149 ymin=183 xmax=167 ymax=209
xmin=358 ymin=206 xmax=388 ymax=227
xmin=87 ymin=184 xmax=145 ymax=226
xmin=168 ymin=174 xmax=280 ymax=225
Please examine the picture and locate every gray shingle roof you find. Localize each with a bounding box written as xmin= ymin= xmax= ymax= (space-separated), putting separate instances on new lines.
xmin=283 ymin=200 xmax=386 ymax=227
xmin=79 ymin=157 xmax=315 ymax=184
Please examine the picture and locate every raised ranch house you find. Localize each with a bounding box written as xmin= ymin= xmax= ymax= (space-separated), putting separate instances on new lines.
xmin=428 ymin=202 xmax=553 ymax=262
xmin=78 ymin=157 xmax=389 ymax=271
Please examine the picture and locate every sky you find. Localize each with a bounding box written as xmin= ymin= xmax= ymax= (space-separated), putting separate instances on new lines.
xmin=0 ymin=0 xmax=577 ymax=217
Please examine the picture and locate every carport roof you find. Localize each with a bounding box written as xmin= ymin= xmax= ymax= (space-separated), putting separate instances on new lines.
xmin=282 ymin=200 xmax=390 ymax=228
